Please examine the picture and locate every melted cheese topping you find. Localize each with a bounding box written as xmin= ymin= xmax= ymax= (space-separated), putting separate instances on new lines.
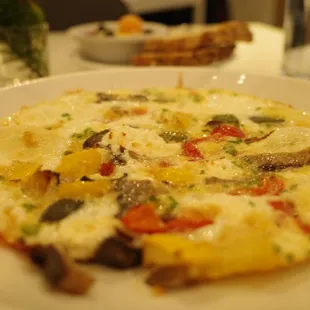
xmin=1 ymin=87 xmax=310 ymax=266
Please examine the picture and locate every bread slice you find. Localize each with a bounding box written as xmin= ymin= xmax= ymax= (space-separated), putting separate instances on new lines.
xmin=132 ymin=45 xmax=235 ymax=66
xmin=142 ymin=21 xmax=252 ymax=53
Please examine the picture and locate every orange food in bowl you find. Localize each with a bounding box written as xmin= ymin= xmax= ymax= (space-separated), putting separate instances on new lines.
xmin=118 ymin=14 xmax=144 ymax=34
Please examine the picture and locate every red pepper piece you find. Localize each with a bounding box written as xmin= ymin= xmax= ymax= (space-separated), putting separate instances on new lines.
xmin=99 ymin=161 xmax=115 ymax=176
xmin=211 ymin=125 xmax=245 ymax=138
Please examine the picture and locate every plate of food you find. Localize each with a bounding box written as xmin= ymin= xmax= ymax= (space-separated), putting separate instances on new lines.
xmin=68 ymin=17 xmax=253 ymax=66
xmin=68 ymin=14 xmax=168 ymax=64
xmin=0 ymin=67 xmax=310 ymax=310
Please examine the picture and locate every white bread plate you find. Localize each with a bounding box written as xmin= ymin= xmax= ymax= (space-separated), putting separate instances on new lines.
xmin=68 ymin=21 xmax=168 ymax=64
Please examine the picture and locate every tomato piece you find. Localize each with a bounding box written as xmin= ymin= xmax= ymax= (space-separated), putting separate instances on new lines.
xmin=159 ymin=160 xmax=171 ymax=167
xmin=165 ymin=218 xmax=213 ymax=232
xmin=231 ymin=176 xmax=284 ymax=196
xmin=269 ymin=200 xmax=295 ymax=217
xmin=182 ymin=141 xmax=203 ymax=160
xmin=99 ymin=161 xmax=115 ymax=176
xmin=211 ymin=125 xmax=245 ymax=138
xmin=132 ymin=107 xmax=148 ymax=115
xmin=297 ymin=220 xmax=310 ymax=234
xmin=0 ymin=234 xmax=28 ymax=253
xmin=268 ymin=200 xmax=310 ymax=234
xmin=121 ymin=204 xmax=165 ymax=233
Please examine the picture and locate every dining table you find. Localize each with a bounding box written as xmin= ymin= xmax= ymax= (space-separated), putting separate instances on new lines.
xmin=49 ymin=22 xmax=284 ymax=78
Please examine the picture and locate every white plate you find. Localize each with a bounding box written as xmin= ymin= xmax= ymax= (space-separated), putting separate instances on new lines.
xmin=1 ymin=68 xmax=310 ymax=310
xmin=68 ymin=21 xmax=168 ymax=64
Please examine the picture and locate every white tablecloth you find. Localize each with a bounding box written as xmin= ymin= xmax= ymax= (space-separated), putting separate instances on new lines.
xmin=49 ymin=22 xmax=284 ymax=77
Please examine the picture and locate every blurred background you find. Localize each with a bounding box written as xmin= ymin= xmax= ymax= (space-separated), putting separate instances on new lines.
xmin=35 ymin=0 xmax=285 ymax=30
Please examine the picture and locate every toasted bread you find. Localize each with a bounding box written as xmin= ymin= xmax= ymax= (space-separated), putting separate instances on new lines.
xmin=142 ymin=21 xmax=252 ymax=53
xmin=132 ymin=45 xmax=235 ymax=66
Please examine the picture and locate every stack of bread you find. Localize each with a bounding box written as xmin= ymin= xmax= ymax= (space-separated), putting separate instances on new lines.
xmin=132 ymin=21 xmax=253 ymax=66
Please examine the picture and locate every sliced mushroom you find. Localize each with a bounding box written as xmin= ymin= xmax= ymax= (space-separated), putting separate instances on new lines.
xmin=104 ymin=144 xmax=127 ymax=166
xmin=30 ymin=245 xmax=94 ymax=295
xmin=96 ymin=92 xmax=120 ymax=103
xmin=40 ymin=199 xmax=83 ymax=223
xmin=93 ymin=236 xmax=141 ymax=269
xmin=80 ymin=176 xmax=94 ymax=182
xmin=242 ymin=147 xmax=310 ymax=171
xmin=82 ymin=129 xmax=110 ymax=149
xmin=96 ymin=92 xmax=148 ymax=103
xmin=244 ymin=131 xmax=274 ymax=144
xmin=146 ymin=266 xmax=190 ymax=288
xmin=113 ymin=177 xmax=157 ymax=215
xmin=127 ymin=94 xmax=148 ymax=102
xmin=249 ymin=116 xmax=285 ymax=124
xmin=111 ymin=154 xmax=127 ymax=166
xmin=206 ymin=114 xmax=240 ymax=127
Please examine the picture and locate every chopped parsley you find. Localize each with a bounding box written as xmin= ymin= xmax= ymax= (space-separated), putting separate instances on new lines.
xmin=248 ymin=201 xmax=256 ymax=207
xmin=167 ymin=195 xmax=178 ymax=210
xmin=224 ymin=144 xmax=238 ymax=156
xmin=21 ymin=223 xmax=41 ymax=236
xmin=71 ymin=127 xmax=96 ymax=139
xmin=148 ymin=195 xmax=158 ymax=202
xmin=152 ymin=194 xmax=178 ymax=215
xmin=160 ymin=108 xmax=169 ymax=119
xmin=273 ymin=245 xmax=295 ymax=263
xmin=231 ymin=160 xmax=244 ymax=169
xmin=285 ymin=253 xmax=295 ymax=264
xmin=191 ymin=93 xmax=204 ymax=103
xmin=200 ymin=170 xmax=205 ymax=175
xmin=61 ymin=113 xmax=72 ymax=121
xmin=273 ymin=244 xmax=282 ymax=254
xmin=229 ymin=138 xmax=243 ymax=144
xmin=22 ymin=203 xmax=36 ymax=212
xmin=188 ymin=184 xmax=196 ymax=189
xmin=245 ymin=177 xmax=261 ymax=188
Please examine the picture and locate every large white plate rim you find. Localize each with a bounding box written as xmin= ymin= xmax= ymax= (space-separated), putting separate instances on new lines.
xmin=0 ymin=68 xmax=310 ymax=310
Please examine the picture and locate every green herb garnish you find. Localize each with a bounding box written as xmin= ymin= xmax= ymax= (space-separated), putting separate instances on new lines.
xmin=22 ymin=203 xmax=36 ymax=211
xmin=61 ymin=113 xmax=72 ymax=121
xmin=21 ymin=223 xmax=41 ymax=236
xmin=273 ymin=244 xmax=282 ymax=254
xmin=148 ymin=195 xmax=158 ymax=202
xmin=71 ymin=127 xmax=96 ymax=139
xmin=230 ymin=138 xmax=243 ymax=144
xmin=231 ymin=160 xmax=244 ymax=169
xmin=191 ymin=93 xmax=204 ymax=103
xmin=224 ymin=144 xmax=237 ymax=156
xmin=245 ymin=177 xmax=261 ymax=188
xmin=285 ymin=253 xmax=295 ymax=264
xmin=248 ymin=201 xmax=255 ymax=207
xmin=168 ymin=195 xmax=178 ymax=210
